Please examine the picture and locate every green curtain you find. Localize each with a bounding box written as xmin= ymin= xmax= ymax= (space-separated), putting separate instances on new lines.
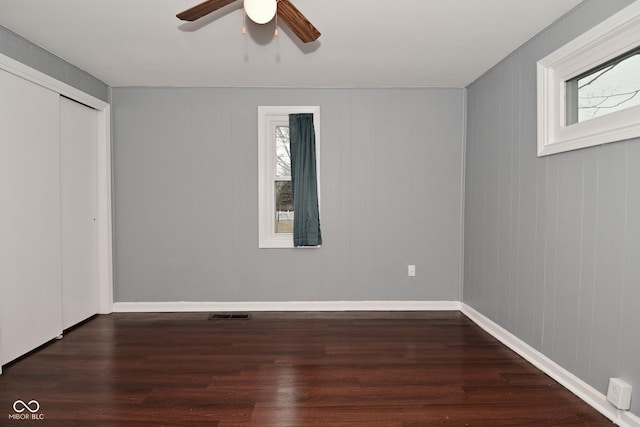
xmin=289 ymin=113 xmax=322 ymax=247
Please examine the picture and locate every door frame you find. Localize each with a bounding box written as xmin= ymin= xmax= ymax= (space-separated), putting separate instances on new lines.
xmin=0 ymin=53 xmax=113 ymax=316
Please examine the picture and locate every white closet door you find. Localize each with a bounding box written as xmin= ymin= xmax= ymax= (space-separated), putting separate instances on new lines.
xmin=60 ymin=97 xmax=99 ymax=329
xmin=0 ymin=69 xmax=63 ymax=365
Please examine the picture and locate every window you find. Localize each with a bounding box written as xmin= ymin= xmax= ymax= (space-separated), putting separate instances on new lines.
xmin=274 ymin=124 xmax=293 ymax=233
xmin=258 ymin=106 xmax=320 ymax=248
xmin=566 ymin=46 xmax=640 ymax=125
xmin=537 ymin=1 xmax=640 ymax=156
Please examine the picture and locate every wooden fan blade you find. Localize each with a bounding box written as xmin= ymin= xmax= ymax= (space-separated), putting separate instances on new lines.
xmin=177 ymin=0 xmax=238 ymax=21
xmin=277 ymin=0 xmax=321 ymax=43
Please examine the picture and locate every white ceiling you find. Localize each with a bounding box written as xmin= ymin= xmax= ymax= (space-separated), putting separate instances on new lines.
xmin=0 ymin=0 xmax=583 ymax=88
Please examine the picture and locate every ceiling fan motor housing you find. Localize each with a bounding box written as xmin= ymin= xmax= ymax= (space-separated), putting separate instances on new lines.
xmin=244 ymin=0 xmax=277 ymax=24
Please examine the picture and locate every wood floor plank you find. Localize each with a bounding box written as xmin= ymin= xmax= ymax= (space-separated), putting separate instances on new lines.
xmin=0 ymin=312 xmax=613 ymax=426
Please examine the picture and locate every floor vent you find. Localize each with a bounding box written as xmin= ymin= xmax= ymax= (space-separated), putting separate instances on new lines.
xmin=208 ymin=313 xmax=250 ymax=320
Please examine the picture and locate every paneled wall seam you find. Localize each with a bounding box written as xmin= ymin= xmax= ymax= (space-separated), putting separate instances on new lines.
xmin=459 ymin=89 xmax=468 ymax=301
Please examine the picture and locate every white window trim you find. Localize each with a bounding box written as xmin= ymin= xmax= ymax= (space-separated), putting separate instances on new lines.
xmin=537 ymin=0 xmax=640 ymax=157
xmin=258 ymin=106 xmax=320 ymax=248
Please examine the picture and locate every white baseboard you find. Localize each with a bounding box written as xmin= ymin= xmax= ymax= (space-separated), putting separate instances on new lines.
xmin=112 ymin=300 xmax=462 ymax=313
xmin=460 ymin=303 xmax=640 ymax=427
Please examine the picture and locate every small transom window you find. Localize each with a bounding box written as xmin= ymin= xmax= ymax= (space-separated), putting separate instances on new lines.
xmin=565 ymin=46 xmax=640 ymax=125
xmin=537 ymin=2 xmax=640 ymax=156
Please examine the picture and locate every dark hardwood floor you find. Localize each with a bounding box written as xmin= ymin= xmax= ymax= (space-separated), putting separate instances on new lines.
xmin=0 ymin=311 xmax=612 ymax=426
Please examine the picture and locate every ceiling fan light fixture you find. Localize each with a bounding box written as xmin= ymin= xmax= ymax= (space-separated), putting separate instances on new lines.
xmin=244 ymin=0 xmax=277 ymax=24
xmin=176 ymin=0 xmax=320 ymax=43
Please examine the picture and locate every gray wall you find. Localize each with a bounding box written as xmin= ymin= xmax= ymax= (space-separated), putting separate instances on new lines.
xmin=0 ymin=26 xmax=108 ymax=102
xmin=464 ymin=0 xmax=640 ymax=414
xmin=111 ymin=87 xmax=465 ymax=303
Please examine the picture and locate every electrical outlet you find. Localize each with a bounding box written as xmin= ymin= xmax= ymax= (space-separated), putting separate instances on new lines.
xmin=607 ymin=378 xmax=632 ymax=410
xmin=408 ymin=265 xmax=416 ymax=277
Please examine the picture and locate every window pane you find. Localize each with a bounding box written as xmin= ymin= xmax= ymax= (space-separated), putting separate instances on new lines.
xmin=275 ymin=126 xmax=290 ymax=177
xmin=566 ymin=47 xmax=640 ymax=125
xmin=275 ymin=181 xmax=293 ymax=234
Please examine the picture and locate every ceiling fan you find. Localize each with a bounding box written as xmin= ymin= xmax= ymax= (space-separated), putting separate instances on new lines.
xmin=177 ymin=0 xmax=321 ymax=43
